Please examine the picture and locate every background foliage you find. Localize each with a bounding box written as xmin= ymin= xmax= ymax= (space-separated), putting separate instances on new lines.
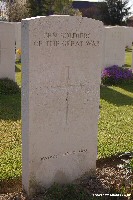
xmin=6 ymin=0 xmax=29 ymax=22
xmin=99 ymin=0 xmax=131 ymax=25
xmin=6 ymin=0 xmax=80 ymax=22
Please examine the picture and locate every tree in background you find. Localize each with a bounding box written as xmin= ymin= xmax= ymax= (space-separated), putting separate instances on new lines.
xmin=54 ymin=0 xmax=76 ymax=15
xmin=6 ymin=0 xmax=81 ymax=22
xmin=26 ymin=0 xmax=80 ymax=17
xmin=6 ymin=0 xmax=29 ymax=22
xmin=100 ymin=0 xmax=131 ymax=25
xmin=26 ymin=0 xmax=50 ymax=16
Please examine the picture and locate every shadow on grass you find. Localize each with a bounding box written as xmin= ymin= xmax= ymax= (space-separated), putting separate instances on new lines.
xmin=15 ymin=65 xmax=21 ymax=72
xmin=123 ymin=64 xmax=131 ymax=68
xmin=118 ymin=83 xmax=133 ymax=94
xmin=100 ymin=85 xmax=133 ymax=106
xmin=0 ymin=94 xmax=21 ymax=121
xmin=15 ymin=60 xmax=21 ymax=65
xmin=125 ymin=48 xmax=132 ymax=52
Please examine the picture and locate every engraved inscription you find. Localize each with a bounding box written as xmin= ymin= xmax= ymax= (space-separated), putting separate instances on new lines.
xmin=44 ymin=32 xmax=90 ymax=39
xmin=41 ymin=149 xmax=88 ymax=161
xmin=33 ymin=32 xmax=100 ymax=48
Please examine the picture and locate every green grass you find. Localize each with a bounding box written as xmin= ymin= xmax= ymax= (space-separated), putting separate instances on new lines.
xmin=0 ymin=51 xmax=133 ymax=188
xmin=124 ymin=47 xmax=132 ymax=68
xmin=0 ymin=94 xmax=21 ymax=180
xmin=99 ymin=84 xmax=133 ymax=158
xmin=0 ymin=78 xmax=20 ymax=95
xmin=15 ymin=62 xmax=22 ymax=87
xmin=0 ymin=63 xmax=22 ymax=180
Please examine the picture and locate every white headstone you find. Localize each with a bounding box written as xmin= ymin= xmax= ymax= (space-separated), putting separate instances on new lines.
xmin=22 ymin=16 xmax=104 ymax=195
xmin=11 ymin=22 xmax=21 ymax=60
xmin=0 ymin=22 xmax=15 ymax=81
xmin=14 ymin=22 xmax=21 ymax=51
xmin=125 ymin=26 xmax=133 ymax=48
xmin=124 ymin=27 xmax=133 ymax=69
xmin=103 ymin=26 xmax=126 ymax=69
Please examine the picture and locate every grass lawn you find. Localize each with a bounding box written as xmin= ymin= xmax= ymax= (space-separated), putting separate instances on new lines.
xmin=99 ymin=84 xmax=133 ymax=158
xmin=125 ymin=47 xmax=132 ymax=68
xmin=0 ymin=51 xmax=133 ymax=197
xmin=15 ymin=62 xmax=21 ymax=87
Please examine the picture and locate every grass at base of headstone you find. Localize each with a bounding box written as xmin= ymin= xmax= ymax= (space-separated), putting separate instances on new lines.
xmin=0 ymin=63 xmax=23 ymax=181
xmin=0 ymin=93 xmax=21 ymax=180
xmin=15 ymin=63 xmax=21 ymax=87
xmin=42 ymin=184 xmax=104 ymax=200
xmin=125 ymin=47 xmax=132 ymax=68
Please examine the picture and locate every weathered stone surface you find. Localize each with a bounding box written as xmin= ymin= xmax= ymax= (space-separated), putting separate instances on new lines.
xmin=0 ymin=22 xmax=15 ymax=80
xmin=21 ymin=16 xmax=104 ymax=195
xmin=104 ymin=26 xmax=126 ymax=68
